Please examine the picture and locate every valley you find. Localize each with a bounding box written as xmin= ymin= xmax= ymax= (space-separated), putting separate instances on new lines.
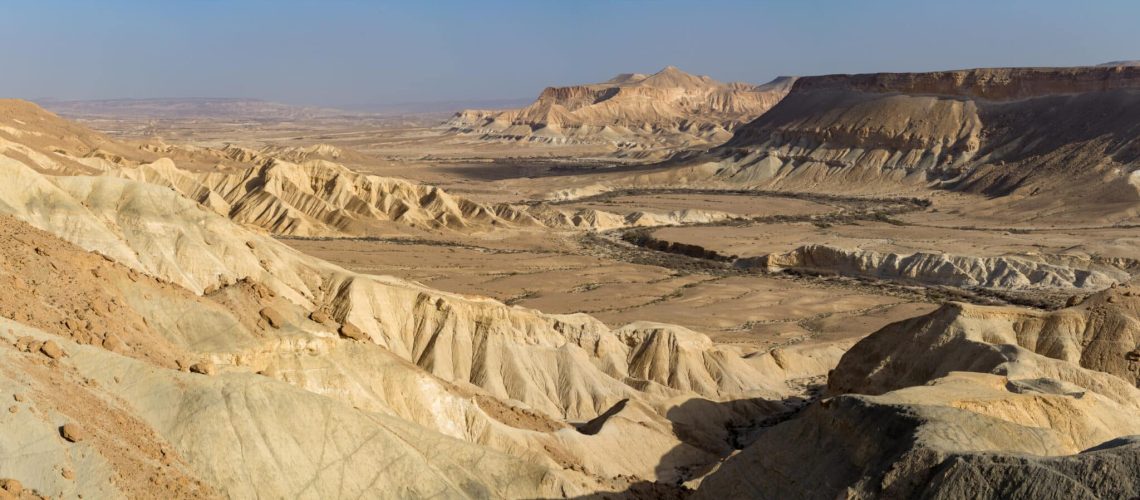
xmin=2 ymin=61 xmax=1139 ymax=499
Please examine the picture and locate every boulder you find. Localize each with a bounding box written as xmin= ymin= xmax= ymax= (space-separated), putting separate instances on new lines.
xmin=59 ymin=423 xmax=85 ymax=443
xmin=40 ymin=340 xmax=64 ymax=360
xmin=189 ymin=361 xmax=216 ymax=376
xmin=0 ymin=478 xmax=23 ymax=495
xmin=258 ymin=307 xmax=285 ymax=329
xmin=338 ymin=323 xmax=367 ymax=342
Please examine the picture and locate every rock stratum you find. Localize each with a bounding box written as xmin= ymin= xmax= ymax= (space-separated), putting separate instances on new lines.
xmin=667 ymin=66 xmax=1140 ymax=219
xmin=448 ymin=66 xmax=794 ymax=151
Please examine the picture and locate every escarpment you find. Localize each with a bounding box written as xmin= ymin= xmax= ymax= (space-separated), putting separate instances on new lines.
xmin=709 ymin=66 xmax=1140 ymax=213
xmin=792 ymin=65 xmax=1140 ymax=100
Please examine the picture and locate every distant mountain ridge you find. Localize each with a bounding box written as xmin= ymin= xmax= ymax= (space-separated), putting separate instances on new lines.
xmin=1098 ymin=60 xmax=1140 ymax=67
xmin=354 ymin=98 xmax=534 ymax=115
xmin=447 ymin=66 xmax=795 ymax=152
xmin=35 ymin=97 xmax=365 ymax=120
xmin=38 ymin=97 xmax=542 ymax=120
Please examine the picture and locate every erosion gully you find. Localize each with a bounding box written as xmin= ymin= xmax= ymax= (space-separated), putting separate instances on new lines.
xmin=569 ymin=188 xmax=1076 ymax=310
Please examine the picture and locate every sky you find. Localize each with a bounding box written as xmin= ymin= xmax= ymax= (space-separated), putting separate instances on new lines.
xmin=1 ymin=0 xmax=1137 ymax=109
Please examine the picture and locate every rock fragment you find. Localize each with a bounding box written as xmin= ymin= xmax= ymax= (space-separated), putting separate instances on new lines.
xmin=59 ymin=423 xmax=85 ymax=443
xmin=338 ymin=323 xmax=367 ymax=342
xmin=40 ymin=340 xmax=64 ymax=360
xmin=102 ymin=335 xmax=126 ymax=353
xmin=309 ymin=310 xmax=332 ymax=325
xmin=259 ymin=307 xmax=285 ymax=329
xmin=0 ymin=478 xmax=22 ymax=495
xmin=189 ymin=361 xmax=216 ymax=376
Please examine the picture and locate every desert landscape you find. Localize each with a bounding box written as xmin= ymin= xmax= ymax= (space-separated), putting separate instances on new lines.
xmin=1 ymin=2 xmax=1139 ymax=499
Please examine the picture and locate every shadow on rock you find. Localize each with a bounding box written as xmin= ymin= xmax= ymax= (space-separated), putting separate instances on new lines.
xmin=562 ymin=387 xmax=824 ymax=499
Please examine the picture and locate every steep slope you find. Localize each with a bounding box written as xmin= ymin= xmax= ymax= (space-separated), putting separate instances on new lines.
xmin=449 ymin=67 xmax=794 ymax=151
xmin=0 ymin=211 xmax=597 ymax=497
xmin=0 ymin=318 xmax=590 ymax=499
xmin=0 ymin=212 xmax=625 ymax=496
xmin=701 ymin=66 xmax=1140 ymax=218
xmin=0 ymin=146 xmax=824 ymax=493
xmin=697 ymin=286 xmax=1140 ymax=499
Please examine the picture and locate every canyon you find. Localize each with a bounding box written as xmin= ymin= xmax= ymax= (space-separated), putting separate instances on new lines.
xmin=1 ymin=61 xmax=1139 ymax=499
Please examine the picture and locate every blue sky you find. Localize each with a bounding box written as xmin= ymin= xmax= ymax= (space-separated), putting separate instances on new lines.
xmin=1 ymin=0 xmax=1136 ymax=107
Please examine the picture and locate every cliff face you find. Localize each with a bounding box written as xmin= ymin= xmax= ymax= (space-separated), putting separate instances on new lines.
xmin=712 ymin=66 xmax=1140 ymax=212
xmin=725 ymin=90 xmax=984 ymax=170
xmin=447 ymin=67 xmax=794 ymax=150
xmin=792 ymin=66 xmax=1140 ymax=100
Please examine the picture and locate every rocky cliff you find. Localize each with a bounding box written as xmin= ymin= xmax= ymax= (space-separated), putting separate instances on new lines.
xmin=792 ymin=66 xmax=1140 ymax=100
xmin=707 ymin=66 xmax=1140 ymax=216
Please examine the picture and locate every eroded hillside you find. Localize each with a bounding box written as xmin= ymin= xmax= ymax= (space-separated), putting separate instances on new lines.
xmin=698 ymin=285 xmax=1140 ymax=499
xmin=0 ymin=102 xmax=843 ymax=497
xmin=1 ymin=60 xmax=1139 ymax=499
xmin=711 ymin=66 xmax=1140 ymax=218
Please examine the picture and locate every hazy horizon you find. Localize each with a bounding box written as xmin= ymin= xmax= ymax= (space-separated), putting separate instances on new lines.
xmin=3 ymin=0 xmax=1138 ymax=108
